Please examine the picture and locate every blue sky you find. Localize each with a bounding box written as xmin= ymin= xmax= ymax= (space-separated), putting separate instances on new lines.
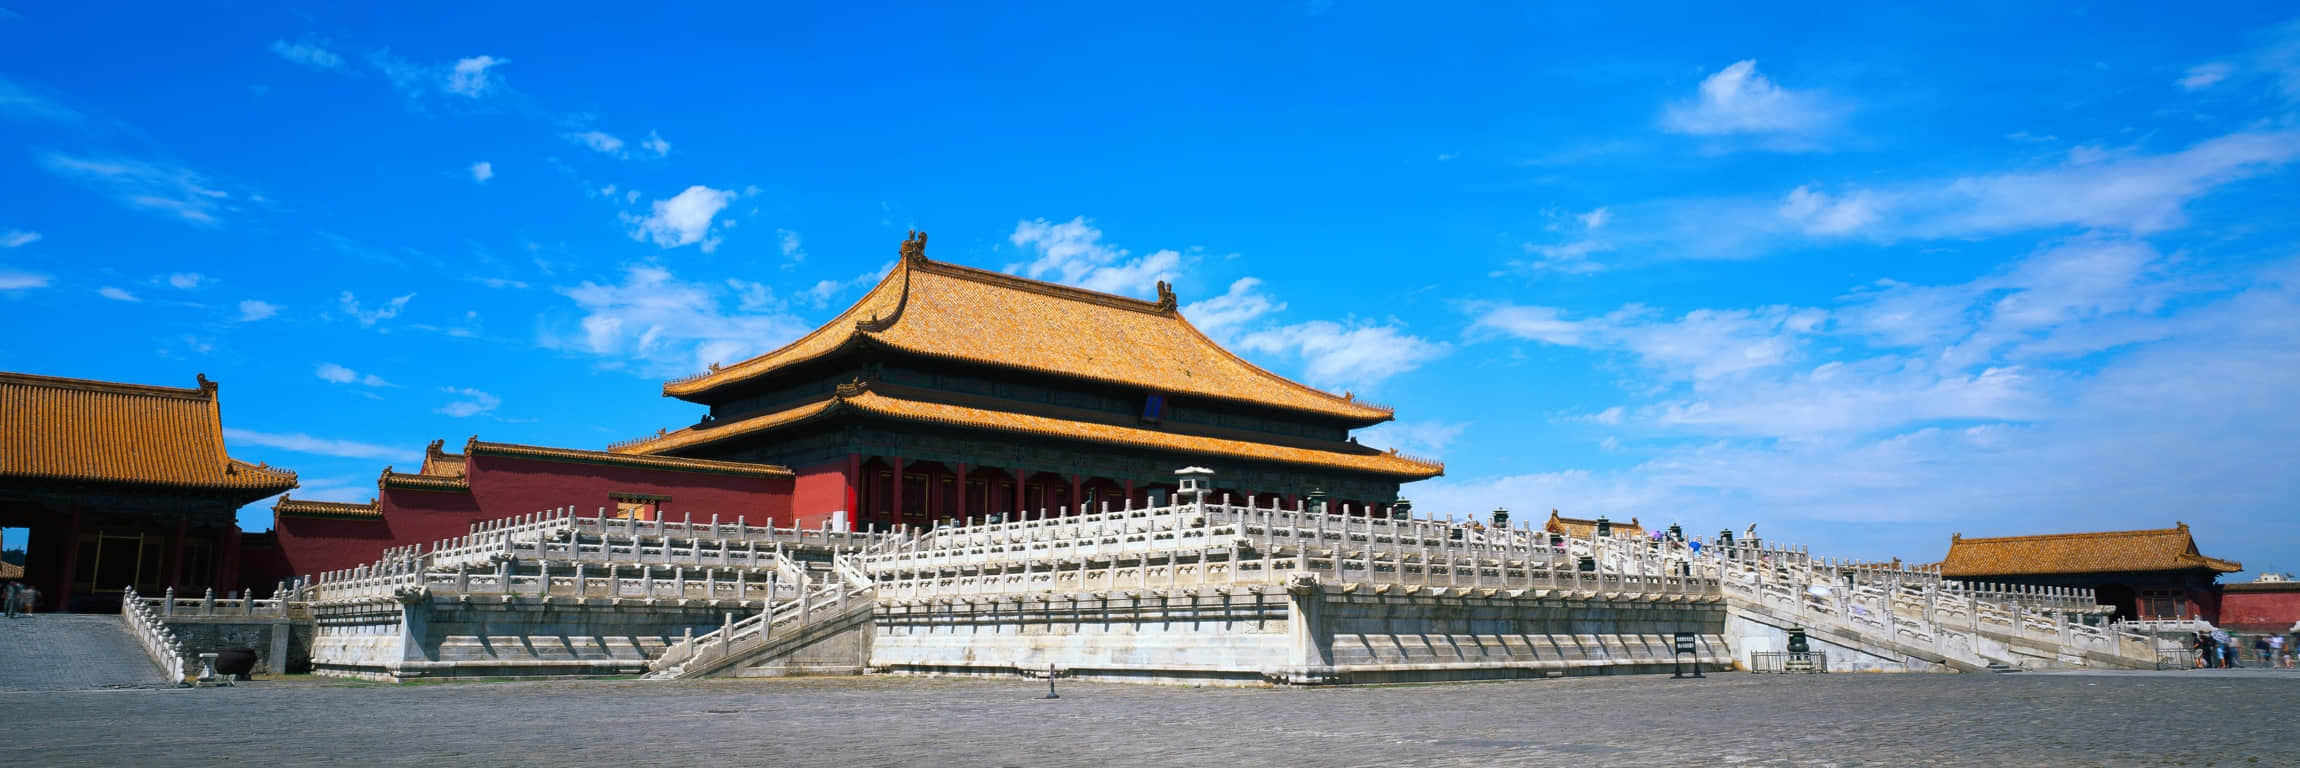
xmin=3 ymin=4 xmax=2296 ymax=574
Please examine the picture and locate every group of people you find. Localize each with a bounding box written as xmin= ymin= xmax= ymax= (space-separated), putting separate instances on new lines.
xmin=2191 ymin=628 xmax=2297 ymax=668
xmin=2 ymin=581 xmax=34 ymax=617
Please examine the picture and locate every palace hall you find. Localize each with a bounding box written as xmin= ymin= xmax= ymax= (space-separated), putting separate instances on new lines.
xmin=0 ymin=371 xmax=298 ymax=612
xmin=611 ymin=232 xmax=1445 ymax=531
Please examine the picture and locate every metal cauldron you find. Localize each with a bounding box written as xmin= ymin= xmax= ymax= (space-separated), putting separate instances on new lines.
xmin=213 ymin=648 xmax=259 ymax=680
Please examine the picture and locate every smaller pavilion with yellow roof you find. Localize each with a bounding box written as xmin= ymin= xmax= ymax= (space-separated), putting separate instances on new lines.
xmin=613 ymin=232 xmax=1443 ymax=530
xmin=0 ymin=371 xmax=298 ymax=611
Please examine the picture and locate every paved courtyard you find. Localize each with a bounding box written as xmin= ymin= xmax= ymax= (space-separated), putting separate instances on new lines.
xmin=2 ymin=663 xmax=2294 ymax=767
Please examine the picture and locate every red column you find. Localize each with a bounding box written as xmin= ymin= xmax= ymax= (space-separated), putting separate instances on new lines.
xmin=843 ymin=453 xmax=861 ymax=524
xmin=953 ymin=462 xmax=969 ymax=521
xmin=1069 ymin=475 xmax=1084 ymax=517
xmin=1012 ymin=468 xmax=1027 ymax=518
xmin=1123 ymin=479 xmax=1135 ymax=509
xmin=890 ymin=456 xmax=907 ymax=529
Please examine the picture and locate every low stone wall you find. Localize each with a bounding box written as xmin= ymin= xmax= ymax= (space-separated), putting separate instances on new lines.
xmin=866 ymin=582 xmax=1729 ymax=685
xmin=310 ymin=597 xmax=740 ymax=681
xmin=160 ymin=616 xmax=315 ymax=676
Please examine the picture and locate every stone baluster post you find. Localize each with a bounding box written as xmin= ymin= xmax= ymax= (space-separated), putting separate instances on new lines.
xmin=202 ymin=587 xmax=216 ymax=616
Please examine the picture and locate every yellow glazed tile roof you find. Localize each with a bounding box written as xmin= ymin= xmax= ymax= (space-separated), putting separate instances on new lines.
xmin=1939 ymin=523 xmax=2242 ymax=578
xmin=0 ymin=370 xmax=298 ymax=493
xmin=465 ymin=437 xmax=792 ymax=478
xmin=662 ymin=235 xmax=1393 ymax=423
xmin=1543 ymin=510 xmax=1646 ymax=539
xmin=273 ymin=495 xmax=383 ymax=520
xmin=419 ymin=440 xmax=468 ymax=478
xmin=615 ymin=384 xmax=1442 ymax=479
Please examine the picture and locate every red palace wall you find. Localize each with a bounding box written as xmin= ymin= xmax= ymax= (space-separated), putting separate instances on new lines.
xmin=255 ymin=452 xmax=797 ymax=581
xmin=2220 ymin=587 xmax=2300 ymax=633
xmin=789 ymin=456 xmax=853 ymax=530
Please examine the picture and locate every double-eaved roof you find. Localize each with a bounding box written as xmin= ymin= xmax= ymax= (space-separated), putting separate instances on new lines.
xmin=1939 ymin=523 xmax=2241 ymax=578
xmin=0 ymin=370 xmax=297 ymax=498
xmin=661 ymin=239 xmax=1394 ymax=424
xmin=616 ymin=380 xmax=1443 ymax=479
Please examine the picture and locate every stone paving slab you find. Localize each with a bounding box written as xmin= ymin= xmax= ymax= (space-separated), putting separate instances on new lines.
xmin=1 ymin=671 xmax=2294 ymax=767
xmin=0 ymin=614 xmax=168 ymax=692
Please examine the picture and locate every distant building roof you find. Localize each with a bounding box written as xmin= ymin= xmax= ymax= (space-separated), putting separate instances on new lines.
xmin=464 ymin=437 xmax=791 ymax=478
xmin=615 ymin=382 xmax=1442 ymax=479
xmin=273 ymin=496 xmax=383 ymax=520
xmin=0 ymin=371 xmax=297 ymax=497
xmin=660 ymin=236 xmax=1395 ymax=424
xmin=1939 ymin=523 xmax=2241 ymax=578
xmin=1543 ymin=510 xmax=1645 ymax=539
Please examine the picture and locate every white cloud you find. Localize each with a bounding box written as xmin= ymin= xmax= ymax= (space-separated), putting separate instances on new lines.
xmin=567 ymin=130 xmax=624 ymax=155
xmin=547 ymin=264 xmax=815 ymax=376
xmin=98 ymin=286 xmax=139 ymax=302
xmin=236 ymin=299 xmax=280 ymax=321
xmin=314 ymin=363 xmax=357 ymax=384
xmin=1777 ymin=185 xmax=1878 ymax=235
xmin=2179 ymin=62 xmax=2233 ymax=90
xmin=641 ymin=130 xmax=670 ymax=156
xmin=166 ymin=272 xmax=205 ymax=289
xmin=623 ymin=185 xmax=735 ymax=251
xmin=35 ymin=152 xmax=238 ymax=226
xmin=0 ymin=271 xmax=49 ymax=290
xmin=796 ymin=268 xmax=885 ymax=308
xmin=1355 ymin=420 xmax=1469 ymax=458
xmin=1181 ymin=277 xmax=1286 ymax=341
xmin=437 ymin=387 xmax=500 ymax=418
xmin=1578 ymin=207 xmax=1611 ymax=230
xmin=469 ymin=161 xmax=493 ymax=182
xmin=0 ymin=76 xmax=80 ymax=122
xmin=445 ymin=55 xmax=505 ymax=97
xmin=777 ymin=229 xmax=805 ymax=262
xmin=1007 ymin=217 xmax=1181 ymax=297
xmin=1238 ymin=320 xmax=1449 ymax=395
xmin=1661 ymin=59 xmax=1839 ymax=140
xmin=339 ymin=291 xmax=413 ymax=327
xmin=269 ymin=39 xmax=344 ymax=71
xmin=1 ymin=229 xmax=37 ymax=248
xmin=222 ymin=428 xmax=407 ymax=461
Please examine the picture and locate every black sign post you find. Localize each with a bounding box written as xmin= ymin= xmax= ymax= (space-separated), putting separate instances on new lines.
xmin=1671 ymin=632 xmax=1704 ymax=679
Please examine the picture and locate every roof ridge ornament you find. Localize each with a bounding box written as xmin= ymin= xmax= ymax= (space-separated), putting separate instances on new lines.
xmin=1154 ymin=280 xmax=1177 ymax=314
xmin=835 ymin=376 xmax=872 ymax=397
xmin=900 ymin=230 xmax=928 ymax=263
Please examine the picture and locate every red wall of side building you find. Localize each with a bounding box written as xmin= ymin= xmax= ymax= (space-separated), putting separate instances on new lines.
xmin=2220 ymin=587 xmax=2300 ymax=633
xmin=253 ymin=451 xmax=797 ymax=582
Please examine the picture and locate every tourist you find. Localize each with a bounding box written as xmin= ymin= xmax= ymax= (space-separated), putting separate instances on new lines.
xmin=2254 ymin=635 xmax=2273 ymax=665
xmin=2193 ymin=631 xmax=2214 ymax=668
xmin=2211 ymin=628 xmax=2235 ymax=668
xmin=2267 ymin=633 xmax=2285 ymax=668
xmin=2 ymin=580 xmax=18 ymax=617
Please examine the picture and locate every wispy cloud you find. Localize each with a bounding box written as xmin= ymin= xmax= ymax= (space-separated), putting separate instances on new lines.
xmin=339 ymin=291 xmax=413 ymax=327
xmin=34 ymin=151 xmax=242 ymax=226
xmin=544 ymin=264 xmax=814 ymax=376
xmin=1 ymin=229 xmax=38 ymax=248
xmin=98 ymin=286 xmax=139 ymax=302
xmin=566 ymin=130 xmax=624 ymax=155
xmin=316 ymin=362 xmax=393 ymax=388
xmin=237 ymin=299 xmax=280 ymax=322
xmin=640 ymin=130 xmax=670 ymax=157
xmin=445 ymin=55 xmax=506 ymax=98
xmin=0 ymin=76 xmax=80 ymax=122
xmin=1007 ymin=217 xmax=1181 ymax=297
xmin=437 ymin=386 xmax=501 ymax=417
xmin=0 ymin=271 xmax=51 ymax=290
xmin=469 ymin=161 xmax=493 ymax=182
xmin=223 ymin=427 xmax=407 ymax=461
xmin=166 ymin=272 xmax=205 ymax=290
xmin=269 ymin=39 xmax=344 ymax=71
